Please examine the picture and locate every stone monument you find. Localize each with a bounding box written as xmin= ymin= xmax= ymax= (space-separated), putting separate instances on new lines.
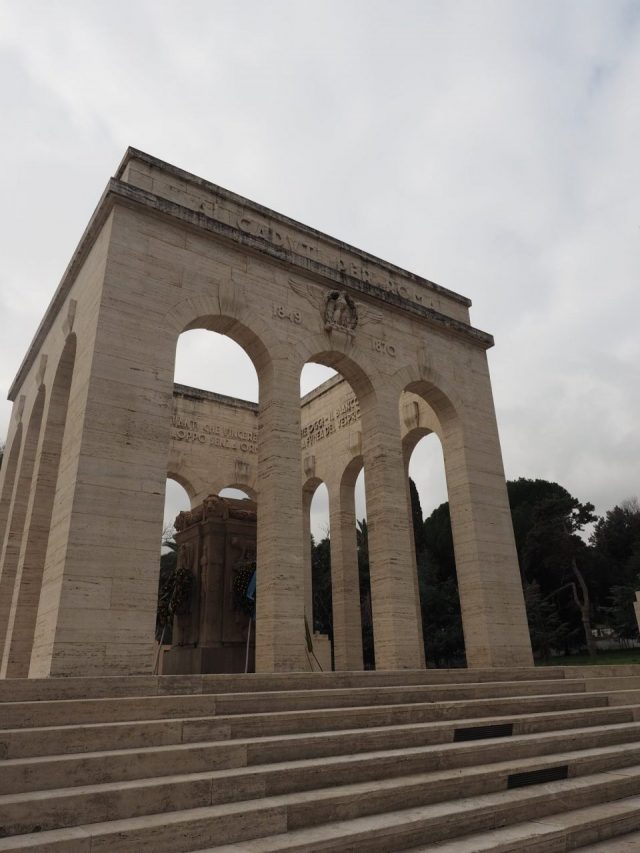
xmin=163 ymin=495 xmax=257 ymax=674
xmin=0 ymin=148 xmax=533 ymax=677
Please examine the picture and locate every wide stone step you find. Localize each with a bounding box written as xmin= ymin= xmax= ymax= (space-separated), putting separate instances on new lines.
xmin=3 ymin=762 xmax=640 ymax=852
xmin=0 ymin=678 xmax=607 ymax=730
xmin=405 ymin=794 xmax=640 ymax=851
xmin=0 ymin=690 xmax=620 ymax=759
xmin=3 ymin=729 xmax=640 ymax=836
xmin=0 ymin=668 xmax=586 ymax=703
xmin=202 ymin=770 xmax=640 ymax=852
xmin=4 ymin=712 xmax=640 ymax=795
xmin=577 ymin=825 xmax=640 ymax=851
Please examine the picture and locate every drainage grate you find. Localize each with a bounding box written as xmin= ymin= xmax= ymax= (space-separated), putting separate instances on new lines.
xmin=507 ymin=765 xmax=569 ymax=789
xmin=453 ymin=723 xmax=514 ymax=742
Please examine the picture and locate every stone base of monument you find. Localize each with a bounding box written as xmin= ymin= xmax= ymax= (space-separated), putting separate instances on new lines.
xmin=4 ymin=667 xmax=640 ymax=849
xmin=161 ymin=496 xmax=334 ymax=675
xmin=162 ymin=644 xmax=255 ymax=675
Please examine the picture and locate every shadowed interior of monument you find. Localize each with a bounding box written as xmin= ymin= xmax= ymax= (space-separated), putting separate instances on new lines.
xmin=157 ymin=328 xmax=462 ymax=674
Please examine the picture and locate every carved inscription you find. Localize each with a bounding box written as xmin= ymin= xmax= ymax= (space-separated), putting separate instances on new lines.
xmin=172 ymin=415 xmax=257 ymax=454
xmin=372 ymin=339 xmax=396 ymax=357
xmin=236 ymin=215 xmax=428 ymax=305
xmin=300 ymin=395 xmax=360 ymax=450
xmin=272 ymin=304 xmax=302 ymax=324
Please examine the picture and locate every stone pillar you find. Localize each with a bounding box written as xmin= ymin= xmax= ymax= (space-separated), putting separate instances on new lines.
xmin=443 ymin=367 xmax=533 ymax=668
xmin=255 ymin=358 xmax=306 ymax=672
xmin=0 ymin=420 xmax=23 ymax=555
xmin=633 ymin=592 xmax=640 ymax=636
xmin=0 ymin=388 xmax=45 ymax=665
xmin=362 ymin=392 xmax=424 ymax=670
xmin=2 ymin=337 xmax=76 ymax=677
xmin=29 ymin=293 xmax=173 ymax=677
xmin=328 ymin=478 xmax=363 ymax=670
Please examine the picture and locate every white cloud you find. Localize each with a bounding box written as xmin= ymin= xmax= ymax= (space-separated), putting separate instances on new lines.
xmin=1 ymin=0 xmax=638 ymax=543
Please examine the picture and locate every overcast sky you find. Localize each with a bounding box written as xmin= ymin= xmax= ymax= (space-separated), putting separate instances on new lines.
xmin=1 ymin=0 xmax=638 ymax=539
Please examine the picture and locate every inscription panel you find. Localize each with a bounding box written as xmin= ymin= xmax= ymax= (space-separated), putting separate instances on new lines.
xmin=172 ymin=414 xmax=258 ymax=454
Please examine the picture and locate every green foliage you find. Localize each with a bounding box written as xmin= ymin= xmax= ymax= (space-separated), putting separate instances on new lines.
xmin=507 ymin=478 xmax=571 ymax=568
xmin=157 ymin=479 xmax=640 ymax=666
xmin=417 ymin=552 xmax=465 ymax=667
xmin=311 ymin=534 xmax=333 ymax=638
xmin=155 ymin=537 xmax=193 ymax=641
xmin=421 ymin=502 xmax=456 ymax=582
xmin=605 ymin=582 xmax=639 ymax=640
xmin=155 ymin=539 xmax=177 ymax=642
xmin=356 ymin=519 xmax=375 ymax=669
xmin=524 ymin=581 xmax=568 ymax=661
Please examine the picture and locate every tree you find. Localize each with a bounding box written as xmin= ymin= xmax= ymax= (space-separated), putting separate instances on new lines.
xmin=311 ymin=534 xmax=333 ymax=638
xmin=421 ymin=501 xmax=456 ymax=582
xmin=156 ymin=531 xmax=177 ymax=643
xmin=523 ymin=494 xmax=598 ymax=656
xmin=524 ymin=581 xmax=568 ymax=661
xmin=409 ymin=479 xmax=426 ymax=554
xmin=413 ymin=489 xmax=465 ymax=665
xmin=591 ymin=499 xmax=640 ymax=589
xmin=356 ymin=519 xmax=375 ymax=669
xmin=606 ymin=581 xmax=639 ymax=641
xmin=507 ymin=478 xmax=572 ymax=577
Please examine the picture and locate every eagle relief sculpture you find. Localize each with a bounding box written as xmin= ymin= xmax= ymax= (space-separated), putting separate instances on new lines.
xmin=324 ymin=290 xmax=358 ymax=336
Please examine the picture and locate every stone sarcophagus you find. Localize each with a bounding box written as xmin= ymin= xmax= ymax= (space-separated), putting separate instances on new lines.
xmin=162 ymin=495 xmax=257 ymax=674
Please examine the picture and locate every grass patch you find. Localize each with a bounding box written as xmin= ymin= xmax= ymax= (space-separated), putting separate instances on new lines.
xmin=538 ymin=648 xmax=640 ymax=666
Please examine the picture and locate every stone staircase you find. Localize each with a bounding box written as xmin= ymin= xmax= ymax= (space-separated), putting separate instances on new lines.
xmin=2 ymin=668 xmax=640 ymax=850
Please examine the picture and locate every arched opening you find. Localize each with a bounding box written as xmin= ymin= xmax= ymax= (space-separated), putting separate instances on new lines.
xmin=158 ymin=322 xmax=262 ymax=674
xmin=163 ymin=477 xmax=192 ymax=538
xmin=300 ymin=352 xmax=375 ymax=671
xmin=302 ymin=479 xmax=332 ymax=671
xmin=0 ymin=385 xmax=46 ymax=666
xmin=400 ymin=386 xmax=465 ymax=668
xmin=1 ymin=337 xmax=77 ymax=677
xmin=351 ymin=465 xmax=373 ymax=669
xmin=219 ymin=486 xmax=255 ymax=501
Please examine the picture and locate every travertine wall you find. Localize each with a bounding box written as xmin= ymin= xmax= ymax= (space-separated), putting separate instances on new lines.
xmin=0 ymin=147 xmax=533 ymax=677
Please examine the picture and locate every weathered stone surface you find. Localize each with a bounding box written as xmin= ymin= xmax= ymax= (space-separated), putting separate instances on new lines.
xmin=0 ymin=148 xmax=532 ymax=677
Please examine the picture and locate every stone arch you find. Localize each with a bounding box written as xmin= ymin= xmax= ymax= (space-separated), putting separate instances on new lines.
xmin=220 ymin=483 xmax=257 ymax=501
xmin=393 ymin=362 xmax=464 ymax=437
xmin=0 ymin=385 xmax=46 ymax=664
xmin=340 ymin=453 xmax=364 ymax=490
xmin=0 ymin=423 xmax=23 ymax=554
xmin=166 ymin=470 xmax=199 ymax=504
xmin=301 ymin=344 xmax=377 ymax=415
xmin=162 ymin=294 xmax=277 ymax=387
xmin=1 ymin=337 xmax=77 ymax=676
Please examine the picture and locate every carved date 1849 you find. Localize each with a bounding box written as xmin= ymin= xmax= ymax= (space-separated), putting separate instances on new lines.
xmin=272 ymin=304 xmax=302 ymax=324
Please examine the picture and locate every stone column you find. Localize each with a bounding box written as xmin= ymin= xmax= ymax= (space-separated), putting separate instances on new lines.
xmin=255 ymin=358 xmax=306 ymax=672
xmin=0 ymin=388 xmax=45 ymax=665
xmin=362 ymin=392 xmax=424 ymax=670
xmin=443 ymin=366 xmax=533 ymax=668
xmin=29 ymin=292 xmax=173 ymax=677
xmin=0 ymin=419 xmax=23 ymax=555
xmin=328 ymin=478 xmax=363 ymax=670
xmin=2 ymin=337 xmax=76 ymax=677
